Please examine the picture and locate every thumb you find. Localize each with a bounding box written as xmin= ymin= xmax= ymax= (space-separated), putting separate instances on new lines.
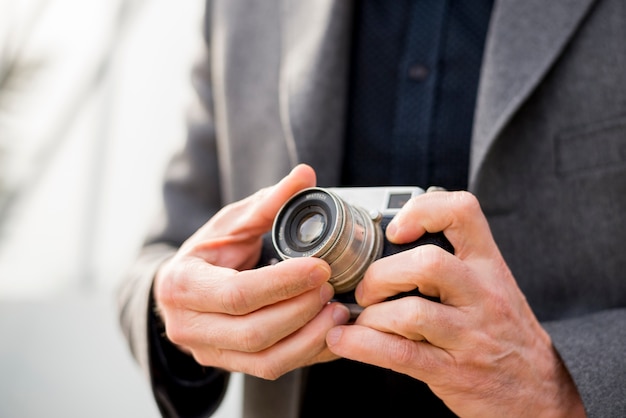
xmin=257 ymin=164 xmax=317 ymax=224
xmin=200 ymin=164 xmax=317 ymax=238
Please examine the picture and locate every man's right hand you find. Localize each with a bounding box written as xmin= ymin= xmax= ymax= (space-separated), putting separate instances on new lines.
xmin=152 ymin=164 xmax=351 ymax=380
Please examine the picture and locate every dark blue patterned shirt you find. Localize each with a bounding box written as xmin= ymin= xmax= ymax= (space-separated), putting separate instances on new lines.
xmin=341 ymin=0 xmax=494 ymax=191
xmin=306 ymin=1 xmax=495 ymax=416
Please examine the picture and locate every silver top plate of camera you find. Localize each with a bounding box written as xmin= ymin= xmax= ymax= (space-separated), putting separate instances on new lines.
xmin=326 ymin=186 xmax=425 ymax=217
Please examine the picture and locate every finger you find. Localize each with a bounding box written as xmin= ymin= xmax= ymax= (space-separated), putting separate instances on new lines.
xmin=386 ymin=191 xmax=497 ymax=260
xmin=326 ymin=323 xmax=450 ymax=382
xmin=168 ymin=285 xmax=339 ymax=353
xmin=159 ymin=256 xmax=332 ymax=314
xmin=354 ymin=296 xmax=465 ymax=347
xmin=356 ymin=243 xmax=476 ymax=307
xmin=193 ymin=302 xmax=351 ymax=380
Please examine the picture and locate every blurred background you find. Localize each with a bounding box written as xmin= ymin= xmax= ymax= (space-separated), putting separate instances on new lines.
xmin=0 ymin=0 xmax=242 ymax=416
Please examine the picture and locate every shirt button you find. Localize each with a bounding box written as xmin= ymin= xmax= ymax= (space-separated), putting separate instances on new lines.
xmin=408 ymin=64 xmax=429 ymax=81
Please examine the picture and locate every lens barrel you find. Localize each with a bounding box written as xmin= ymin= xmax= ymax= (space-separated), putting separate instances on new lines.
xmin=272 ymin=187 xmax=383 ymax=293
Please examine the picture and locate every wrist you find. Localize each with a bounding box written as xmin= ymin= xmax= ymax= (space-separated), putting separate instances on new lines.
xmin=545 ymin=347 xmax=586 ymax=417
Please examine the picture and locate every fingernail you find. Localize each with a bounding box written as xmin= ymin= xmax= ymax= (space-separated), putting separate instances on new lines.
xmin=332 ymin=304 xmax=351 ymax=325
xmin=326 ymin=327 xmax=343 ymax=347
xmin=320 ymin=282 xmax=334 ymax=304
xmin=309 ymin=264 xmax=331 ymax=286
xmin=354 ymin=284 xmax=363 ymax=303
xmin=386 ymin=221 xmax=397 ymax=239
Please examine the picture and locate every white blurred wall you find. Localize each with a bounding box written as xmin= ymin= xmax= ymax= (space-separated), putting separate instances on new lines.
xmin=0 ymin=0 xmax=197 ymax=295
xmin=0 ymin=1 xmax=242 ymax=416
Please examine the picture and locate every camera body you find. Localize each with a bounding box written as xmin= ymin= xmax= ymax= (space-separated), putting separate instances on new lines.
xmin=266 ymin=186 xmax=453 ymax=305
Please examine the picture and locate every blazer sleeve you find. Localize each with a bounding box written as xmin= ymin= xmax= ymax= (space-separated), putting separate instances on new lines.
xmin=116 ymin=4 xmax=231 ymax=416
xmin=543 ymin=309 xmax=626 ymax=417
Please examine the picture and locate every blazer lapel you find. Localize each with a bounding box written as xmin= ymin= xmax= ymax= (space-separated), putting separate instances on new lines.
xmin=280 ymin=0 xmax=353 ymax=186
xmin=469 ymin=0 xmax=597 ymax=187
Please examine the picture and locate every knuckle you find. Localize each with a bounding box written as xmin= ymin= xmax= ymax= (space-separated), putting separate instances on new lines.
xmin=392 ymin=339 xmax=419 ymax=366
xmin=219 ymin=281 xmax=251 ymax=314
xmin=157 ymin=259 xmax=196 ymax=308
xmin=412 ymin=244 xmax=446 ymax=273
xmin=452 ymin=191 xmax=481 ymax=216
xmin=252 ymin=359 xmax=285 ymax=380
xmin=165 ymin=320 xmax=190 ymax=346
xmin=193 ymin=348 xmax=222 ymax=368
xmin=237 ymin=324 xmax=269 ymax=353
xmin=404 ymin=299 xmax=427 ymax=327
xmin=191 ymin=351 xmax=210 ymax=367
xmin=153 ymin=282 xmax=174 ymax=310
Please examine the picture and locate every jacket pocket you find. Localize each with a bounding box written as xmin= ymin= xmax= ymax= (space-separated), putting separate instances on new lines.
xmin=555 ymin=114 xmax=626 ymax=177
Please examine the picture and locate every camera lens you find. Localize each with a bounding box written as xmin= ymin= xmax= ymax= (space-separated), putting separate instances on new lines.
xmin=296 ymin=213 xmax=325 ymax=244
xmin=285 ymin=204 xmax=331 ymax=252
xmin=272 ymin=187 xmax=383 ymax=293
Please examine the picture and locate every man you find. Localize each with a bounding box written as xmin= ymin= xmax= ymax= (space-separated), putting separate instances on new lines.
xmin=118 ymin=1 xmax=626 ymax=417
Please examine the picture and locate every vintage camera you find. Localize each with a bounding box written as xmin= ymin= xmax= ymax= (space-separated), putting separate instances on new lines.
xmin=265 ymin=186 xmax=453 ymax=314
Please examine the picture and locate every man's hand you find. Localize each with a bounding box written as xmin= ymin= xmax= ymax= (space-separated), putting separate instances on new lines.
xmin=326 ymin=190 xmax=585 ymax=417
xmin=153 ymin=164 xmax=350 ymax=380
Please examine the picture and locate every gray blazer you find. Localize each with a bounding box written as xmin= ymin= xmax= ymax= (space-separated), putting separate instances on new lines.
xmin=117 ymin=0 xmax=626 ymax=416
